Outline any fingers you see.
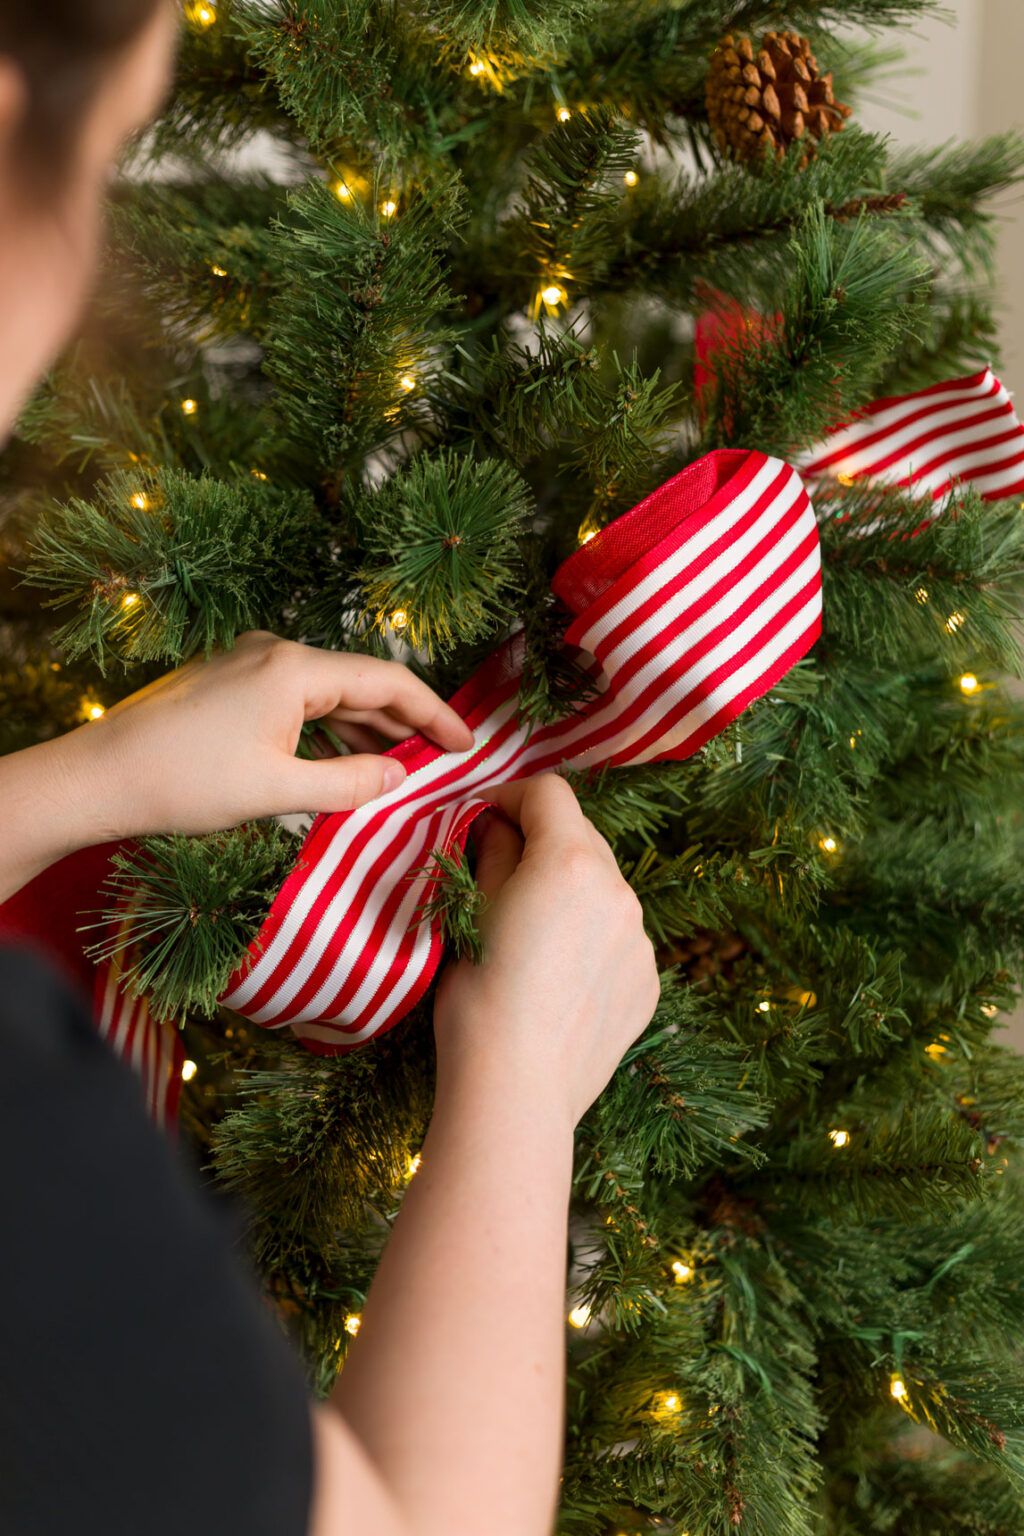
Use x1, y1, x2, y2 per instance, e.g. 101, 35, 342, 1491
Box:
485, 772, 585, 840
469, 808, 524, 904
317, 721, 389, 756
297, 646, 475, 754
278, 751, 406, 813
485, 773, 621, 870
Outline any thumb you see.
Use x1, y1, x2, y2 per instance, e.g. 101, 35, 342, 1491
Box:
283, 752, 407, 812
469, 806, 524, 903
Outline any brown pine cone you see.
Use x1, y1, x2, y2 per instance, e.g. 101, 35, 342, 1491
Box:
706, 30, 852, 168
655, 927, 750, 988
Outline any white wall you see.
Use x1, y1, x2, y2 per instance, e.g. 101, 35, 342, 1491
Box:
857, 1, 1024, 1048
855, 0, 1024, 369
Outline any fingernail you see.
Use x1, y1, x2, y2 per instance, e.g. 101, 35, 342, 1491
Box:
381, 760, 407, 794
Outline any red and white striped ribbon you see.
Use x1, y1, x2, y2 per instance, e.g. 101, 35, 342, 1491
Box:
799, 367, 1024, 503
6, 365, 1022, 1088
218, 447, 821, 1052
93, 914, 185, 1133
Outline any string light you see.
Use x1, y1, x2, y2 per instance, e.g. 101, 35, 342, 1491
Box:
130, 492, 149, 511
557, 106, 572, 122
84, 700, 105, 721
468, 57, 485, 75
837, 472, 856, 487
890, 1376, 907, 1401
829, 1129, 849, 1148
185, 0, 216, 26
925, 1041, 947, 1059
399, 373, 416, 392
959, 672, 979, 694
121, 593, 140, 610
671, 1260, 693, 1283
624, 169, 638, 186
251, 469, 268, 481
982, 1003, 999, 1018
662, 1393, 681, 1413
381, 199, 397, 217
541, 283, 566, 306
915, 587, 929, 604
211, 264, 227, 277
390, 608, 409, 630
568, 1302, 592, 1328
407, 1153, 422, 1177
181, 1059, 198, 1082
757, 999, 771, 1013
819, 835, 838, 854
345, 1314, 362, 1336
181, 398, 198, 416
945, 610, 966, 633
334, 180, 353, 201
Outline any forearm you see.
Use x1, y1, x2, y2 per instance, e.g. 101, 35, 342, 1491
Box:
0, 731, 102, 903
328, 1051, 576, 1536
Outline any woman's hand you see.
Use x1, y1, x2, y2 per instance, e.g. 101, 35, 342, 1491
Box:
0, 630, 476, 903
432, 773, 660, 1131
59, 629, 476, 845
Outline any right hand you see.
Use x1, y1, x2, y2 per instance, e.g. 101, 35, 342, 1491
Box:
431, 772, 661, 1129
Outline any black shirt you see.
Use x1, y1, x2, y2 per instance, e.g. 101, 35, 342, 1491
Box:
0, 942, 314, 1535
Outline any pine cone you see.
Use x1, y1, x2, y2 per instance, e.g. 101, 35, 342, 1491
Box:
655, 927, 749, 988
706, 30, 852, 168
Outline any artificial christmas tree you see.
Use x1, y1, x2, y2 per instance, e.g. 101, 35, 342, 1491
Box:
4, 1, 1024, 1531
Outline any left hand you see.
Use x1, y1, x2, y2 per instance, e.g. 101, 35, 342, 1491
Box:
57, 629, 476, 844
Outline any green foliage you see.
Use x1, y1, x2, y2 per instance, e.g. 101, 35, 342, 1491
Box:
352, 448, 533, 657
264, 171, 464, 465
409, 838, 489, 964
81, 822, 300, 1022
7, 0, 1024, 1529
22, 466, 323, 671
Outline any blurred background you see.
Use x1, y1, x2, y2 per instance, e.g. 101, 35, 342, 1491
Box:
854, 0, 1024, 1046
855, 0, 1024, 370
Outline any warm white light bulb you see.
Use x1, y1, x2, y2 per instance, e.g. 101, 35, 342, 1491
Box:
390, 608, 409, 630
469, 58, 485, 75
181, 398, 198, 416
345, 1314, 362, 1335
181, 1059, 198, 1082
890, 1376, 907, 1401
121, 593, 139, 609
542, 284, 564, 305
568, 1303, 592, 1328
381, 199, 397, 217
211, 264, 227, 277
819, 835, 838, 854
335, 181, 353, 200
829, 1129, 849, 1148
671, 1260, 692, 1283
959, 673, 979, 694
757, 999, 771, 1013
399, 374, 416, 391
557, 107, 571, 121
624, 169, 638, 186
87, 703, 105, 720
130, 492, 149, 511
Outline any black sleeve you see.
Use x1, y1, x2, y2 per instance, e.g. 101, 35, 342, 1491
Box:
0, 942, 314, 1536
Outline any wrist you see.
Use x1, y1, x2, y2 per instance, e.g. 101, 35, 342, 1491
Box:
40, 722, 127, 848
432, 1040, 578, 1147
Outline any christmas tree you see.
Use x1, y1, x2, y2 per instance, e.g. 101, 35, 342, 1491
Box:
5, 0, 1024, 1530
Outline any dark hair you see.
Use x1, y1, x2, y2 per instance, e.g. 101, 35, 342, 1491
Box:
0, 0, 163, 187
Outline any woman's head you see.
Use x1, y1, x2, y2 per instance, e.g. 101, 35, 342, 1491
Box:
0, 0, 179, 436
